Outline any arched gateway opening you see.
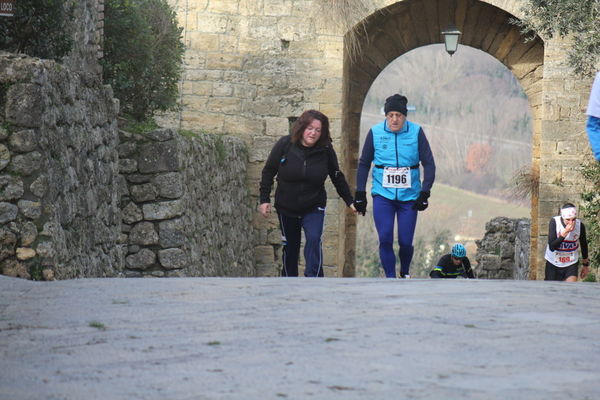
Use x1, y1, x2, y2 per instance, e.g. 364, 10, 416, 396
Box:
339, 0, 544, 277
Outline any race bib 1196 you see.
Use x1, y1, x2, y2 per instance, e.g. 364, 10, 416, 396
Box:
383, 167, 411, 188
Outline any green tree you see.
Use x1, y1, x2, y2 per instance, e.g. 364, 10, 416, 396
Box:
102, 0, 184, 121
515, 0, 600, 77
518, 1, 600, 273
580, 161, 600, 269
0, 0, 74, 60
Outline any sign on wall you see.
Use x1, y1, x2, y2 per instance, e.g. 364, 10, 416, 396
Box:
0, 0, 14, 17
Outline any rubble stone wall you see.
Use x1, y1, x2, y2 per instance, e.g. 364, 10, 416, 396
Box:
118, 128, 255, 277
0, 0, 265, 280
0, 52, 121, 280
475, 217, 531, 279
0, 53, 255, 280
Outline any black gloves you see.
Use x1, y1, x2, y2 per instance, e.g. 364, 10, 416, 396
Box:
354, 191, 367, 216
412, 190, 430, 211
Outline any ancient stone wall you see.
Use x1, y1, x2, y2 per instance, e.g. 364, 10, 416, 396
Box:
0, 52, 121, 280
63, 0, 105, 75
514, 218, 532, 280
0, 0, 259, 280
0, 0, 110, 279
474, 217, 531, 279
0, 53, 256, 280
118, 128, 255, 277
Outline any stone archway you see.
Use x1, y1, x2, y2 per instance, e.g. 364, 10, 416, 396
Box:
340, 0, 544, 277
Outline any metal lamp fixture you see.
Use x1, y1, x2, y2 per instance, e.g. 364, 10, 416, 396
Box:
441, 24, 462, 56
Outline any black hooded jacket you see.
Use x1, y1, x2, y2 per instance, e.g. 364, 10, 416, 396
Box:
259, 135, 354, 217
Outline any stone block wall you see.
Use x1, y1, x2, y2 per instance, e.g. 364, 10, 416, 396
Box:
536, 36, 594, 279
474, 217, 531, 279
118, 128, 255, 277
0, 52, 122, 280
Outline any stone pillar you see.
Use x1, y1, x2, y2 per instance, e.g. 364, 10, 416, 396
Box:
537, 36, 591, 279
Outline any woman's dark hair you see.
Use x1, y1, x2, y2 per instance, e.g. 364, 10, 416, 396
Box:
290, 110, 331, 147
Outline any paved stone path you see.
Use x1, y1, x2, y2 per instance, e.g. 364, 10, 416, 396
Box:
1, 276, 599, 399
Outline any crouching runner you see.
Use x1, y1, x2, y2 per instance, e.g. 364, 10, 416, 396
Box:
430, 243, 475, 279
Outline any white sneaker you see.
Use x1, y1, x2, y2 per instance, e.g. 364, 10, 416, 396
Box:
400, 274, 410, 279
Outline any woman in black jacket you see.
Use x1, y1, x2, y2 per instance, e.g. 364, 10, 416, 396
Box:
259, 110, 356, 277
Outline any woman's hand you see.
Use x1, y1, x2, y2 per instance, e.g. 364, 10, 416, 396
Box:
580, 258, 590, 279
349, 203, 357, 214
259, 203, 271, 218
561, 219, 576, 237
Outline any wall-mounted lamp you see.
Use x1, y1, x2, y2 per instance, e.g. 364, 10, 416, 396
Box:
441, 24, 462, 56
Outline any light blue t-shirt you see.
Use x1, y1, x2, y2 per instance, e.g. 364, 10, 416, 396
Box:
587, 71, 600, 118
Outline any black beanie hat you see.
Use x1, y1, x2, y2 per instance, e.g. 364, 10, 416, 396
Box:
384, 94, 408, 116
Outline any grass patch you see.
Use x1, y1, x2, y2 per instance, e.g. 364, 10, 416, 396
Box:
0, 82, 10, 115
89, 321, 107, 330
28, 263, 44, 281
214, 135, 227, 163
118, 114, 159, 134
328, 385, 355, 391
582, 271, 597, 283
1, 120, 12, 132
207, 341, 221, 346
179, 129, 199, 138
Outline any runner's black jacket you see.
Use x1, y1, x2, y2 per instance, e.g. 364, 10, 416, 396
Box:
430, 254, 475, 278
260, 135, 354, 217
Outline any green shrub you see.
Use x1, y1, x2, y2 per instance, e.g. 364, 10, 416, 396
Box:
580, 161, 600, 269
28, 262, 43, 281
119, 114, 159, 134
0, 0, 74, 60
515, 0, 600, 77
102, 0, 184, 121
582, 271, 597, 283
179, 129, 199, 138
